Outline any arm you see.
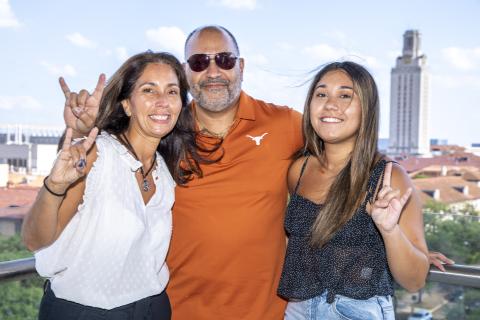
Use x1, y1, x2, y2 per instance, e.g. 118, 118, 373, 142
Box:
370, 162, 429, 292
22, 128, 99, 251
289, 109, 304, 155
60, 74, 105, 139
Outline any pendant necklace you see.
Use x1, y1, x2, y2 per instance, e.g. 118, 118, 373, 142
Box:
120, 134, 157, 192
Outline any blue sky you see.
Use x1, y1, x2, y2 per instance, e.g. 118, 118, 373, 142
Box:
1, 0, 479, 146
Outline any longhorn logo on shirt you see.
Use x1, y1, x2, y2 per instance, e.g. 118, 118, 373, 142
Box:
246, 133, 268, 145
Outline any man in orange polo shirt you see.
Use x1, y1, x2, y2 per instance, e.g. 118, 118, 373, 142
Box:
166, 26, 303, 319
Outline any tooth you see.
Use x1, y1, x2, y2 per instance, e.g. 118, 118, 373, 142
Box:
322, 117, 341, 123
150, 115, 169, 120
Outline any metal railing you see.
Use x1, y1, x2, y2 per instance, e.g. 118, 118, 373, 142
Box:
1, 256, 480, 288
427, 263, 480, 288
0, 257, 35, 282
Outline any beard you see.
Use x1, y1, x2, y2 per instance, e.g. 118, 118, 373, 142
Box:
189, 76, 242, 112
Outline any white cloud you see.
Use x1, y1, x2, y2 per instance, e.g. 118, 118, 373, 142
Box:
303, 44, 346, 61
146, 26, 186, 57
243, 67, 306, 112
434, 74, 480, 88
0, 96, 42, 110
303, 43, 383, 70
442, 46, 480, 71
66, 32, 96, 48
0, 0, 20, 28
322, 30, 349, 46
208, 0, 257, 10
115, 47, 129, 62
41, 61, 77, 77
245, 53, 268, 65
276, 42, 293, 51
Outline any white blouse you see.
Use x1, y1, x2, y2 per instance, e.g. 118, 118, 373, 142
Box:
35, 131, 175, 309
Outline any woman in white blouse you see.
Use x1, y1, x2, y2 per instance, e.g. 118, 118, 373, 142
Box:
21, 52, 202, 320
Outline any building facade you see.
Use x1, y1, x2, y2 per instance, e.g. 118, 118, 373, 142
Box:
389, 30, 430, 156
0, 124, 62, 177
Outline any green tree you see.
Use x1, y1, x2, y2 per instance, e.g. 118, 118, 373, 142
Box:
0, 235, 42, 320
424, 206, 480, 318
424, 212, 480, 264
465, 288, 480, 319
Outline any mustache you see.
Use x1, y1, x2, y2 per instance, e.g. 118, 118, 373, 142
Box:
199, 78, 229, 87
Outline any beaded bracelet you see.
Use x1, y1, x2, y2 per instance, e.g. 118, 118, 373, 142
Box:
43, 176, 67, 197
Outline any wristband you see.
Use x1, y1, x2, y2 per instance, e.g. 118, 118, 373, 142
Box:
43, 176, 67, 197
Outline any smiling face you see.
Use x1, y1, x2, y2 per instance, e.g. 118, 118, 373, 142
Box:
184, 28, 244, 112
309, 70, 362, 146
122, 63, 182, 141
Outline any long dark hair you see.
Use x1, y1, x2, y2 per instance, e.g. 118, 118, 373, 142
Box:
95, 51, 211, 184
302, 61, 380, 247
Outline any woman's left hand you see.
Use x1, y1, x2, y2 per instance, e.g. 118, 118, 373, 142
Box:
370, 162, 412, 233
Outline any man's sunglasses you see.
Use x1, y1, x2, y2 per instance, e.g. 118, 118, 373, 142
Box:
187, 52, 238, 72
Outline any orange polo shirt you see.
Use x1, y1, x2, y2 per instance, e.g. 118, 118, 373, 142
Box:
166, 91, 303, 320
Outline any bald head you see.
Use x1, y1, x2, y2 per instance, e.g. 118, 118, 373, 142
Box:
184, 25, 240, 59
183, 25, 244, 113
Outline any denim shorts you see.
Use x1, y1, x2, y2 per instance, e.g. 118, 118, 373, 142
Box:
285, 291, 395, 320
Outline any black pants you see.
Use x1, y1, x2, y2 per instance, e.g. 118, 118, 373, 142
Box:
38, 281, 171, 320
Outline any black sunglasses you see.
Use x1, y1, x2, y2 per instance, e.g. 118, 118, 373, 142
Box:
187, 52, 238, 72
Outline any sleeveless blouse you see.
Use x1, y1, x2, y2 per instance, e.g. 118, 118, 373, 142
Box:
35, 132, 175, 309
277, 158, 394, 303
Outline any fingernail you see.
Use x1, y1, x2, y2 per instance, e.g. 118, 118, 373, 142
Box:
77, 159, 86, 169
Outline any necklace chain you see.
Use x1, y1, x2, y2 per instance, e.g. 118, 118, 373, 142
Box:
195, 114, 235, 138
120, 133, 157, 192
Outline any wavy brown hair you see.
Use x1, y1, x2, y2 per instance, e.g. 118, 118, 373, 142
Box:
302, 61, 380, 247
95, 51, 218, 184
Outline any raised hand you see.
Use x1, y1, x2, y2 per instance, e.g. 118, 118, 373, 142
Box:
46, 127, 99, 194
371, 162, 412, 233
60, 74, 105, 136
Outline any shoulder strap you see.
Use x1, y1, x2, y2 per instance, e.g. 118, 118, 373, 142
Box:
293, 156, 310, 195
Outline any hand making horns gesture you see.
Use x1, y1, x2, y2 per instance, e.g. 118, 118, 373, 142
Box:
47, 127, 99, 193
370, 162, 413, 233
60, 74, 105, 135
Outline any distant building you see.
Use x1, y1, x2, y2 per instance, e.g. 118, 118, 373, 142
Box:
431, 144, 466, 156
0, 124, 62, 175
414, 175, 480, 211
397, 150, 480, 174
388, 30, 430, 156
0, 186, 39, 237
430, 138, 448, 146
468, 143, 480, 156
404, 151, 480, 211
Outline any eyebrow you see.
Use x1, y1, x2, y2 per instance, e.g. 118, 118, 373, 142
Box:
138, 81, 180, 88
315, 84, 354, 90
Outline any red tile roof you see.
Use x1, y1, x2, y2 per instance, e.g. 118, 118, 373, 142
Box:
398, 153, 480, 173
413, 176, 480, 205
0, 186, 39, 218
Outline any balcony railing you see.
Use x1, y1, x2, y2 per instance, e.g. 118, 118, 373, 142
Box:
0, 257, 35, 282
1, 256, 480, 288
427, 263, 480, 288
